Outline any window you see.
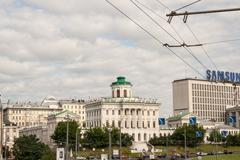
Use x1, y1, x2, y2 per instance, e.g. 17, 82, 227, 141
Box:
124, 89, 127, 97
112, 110, 114, 115
106, 110, 109, 115
106, 120, 109, 127
118, 121, 121, 128
153, 111, 155, 116
112, 121, 115, 127
147, 121, 150, 128
147, 111, 150, 116
117, 89, 120, 97
153, 121, 156, 128
144, 133, 147, 141
138, 133, 141, 141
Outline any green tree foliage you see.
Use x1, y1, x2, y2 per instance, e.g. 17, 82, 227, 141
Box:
149, 125, 205, 147
82, 127, 133, 148
170, 125, 205, 147
208, 129, 223, 142
149, 136, 169, 146
51, 120, 79, 148
226, 134, 240, 146
13, 135, 53, 160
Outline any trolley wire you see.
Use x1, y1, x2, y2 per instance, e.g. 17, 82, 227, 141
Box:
174, 0, 202, 12
104, 0, 205, 78
154, 0, 218, 70
130, 0, 209, 70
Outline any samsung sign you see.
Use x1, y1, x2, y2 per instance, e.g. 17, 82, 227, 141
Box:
206, 70, 240, 83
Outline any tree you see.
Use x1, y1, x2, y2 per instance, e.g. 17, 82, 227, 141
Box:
226, 134, 240, 146
51, 120, 79, 148
13, 135, 53, 160
208, 129, 223, 143
81, 127, 133, 148
170, 125, 205, 147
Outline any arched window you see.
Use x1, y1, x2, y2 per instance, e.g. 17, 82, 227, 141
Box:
117, 89, 120, 97
124, 89, 127, 97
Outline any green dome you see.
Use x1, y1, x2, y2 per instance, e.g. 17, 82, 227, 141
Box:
111, 77, 132, 86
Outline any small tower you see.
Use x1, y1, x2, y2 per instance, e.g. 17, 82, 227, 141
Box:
111, 77, 133, 98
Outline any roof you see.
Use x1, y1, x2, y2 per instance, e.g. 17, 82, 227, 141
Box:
111, 77, 132, 86
168, 112, 196, 121
172, 78, 240, 85
49, 110, 80, 118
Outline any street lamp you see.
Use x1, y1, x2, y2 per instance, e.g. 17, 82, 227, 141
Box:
0, 94, 3, 160
65, 114, 70, 160
108, 128, 112, 160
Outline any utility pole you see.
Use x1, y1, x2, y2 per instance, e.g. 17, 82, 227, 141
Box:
108, 128, 112, 160
0, 95, 3, 160
166, 7, 240, 23
66, 114, 69, 160
184, 126, 187, 160
75, 128, 78, 159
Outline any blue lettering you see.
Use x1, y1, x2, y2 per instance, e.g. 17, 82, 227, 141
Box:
236, 73, 240, 82
217, 71, 224, 81
206, 70, 211, 80
212, 71, 217, 80
225, 72, 230, 81
230, 72, 235, 82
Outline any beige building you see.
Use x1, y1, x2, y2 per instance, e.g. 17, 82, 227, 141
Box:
173, 78, 240, 122
86, 77, 161, 143
20, 110, 80, 148
59, 99, 86, 127
3, 96, 86, 128
3, 99, 62, 127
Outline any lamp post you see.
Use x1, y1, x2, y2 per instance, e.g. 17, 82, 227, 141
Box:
66, 114, 69, 160
108, 128, 112, 160
75, 128, 80, 159
0, 95, 3, 160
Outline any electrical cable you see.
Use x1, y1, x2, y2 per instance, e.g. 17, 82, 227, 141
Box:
130, 0, 209, 70
202, 38, 240, 45
104, 0, 205, 78
174, 0, 202, 12
154, 0, 218, 70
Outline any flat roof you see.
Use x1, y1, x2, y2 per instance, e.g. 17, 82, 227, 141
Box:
173, 78, 239, 85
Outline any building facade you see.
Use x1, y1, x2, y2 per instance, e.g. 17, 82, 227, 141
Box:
59, 99, 86, 127
3, 97, 62, 127
86, 77, 161, 142
20, 110, 80, 148
173, 78, 240, 122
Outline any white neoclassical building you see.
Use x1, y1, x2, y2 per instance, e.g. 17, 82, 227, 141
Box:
85, 77, 161, 142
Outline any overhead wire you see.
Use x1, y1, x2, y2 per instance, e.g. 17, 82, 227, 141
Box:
154, 0, 218, 70
104, 0, 205, 78
174, 0, 202, 12
202, 38, 240, 45
130, 0, 209, 70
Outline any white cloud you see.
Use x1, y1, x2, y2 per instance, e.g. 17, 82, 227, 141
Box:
0, 0, 240, 116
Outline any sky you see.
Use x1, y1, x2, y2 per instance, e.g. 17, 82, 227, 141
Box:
0, 0, 240, 117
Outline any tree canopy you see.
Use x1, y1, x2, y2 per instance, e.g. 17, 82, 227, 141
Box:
13, 135, 54, 160
82, 127, 133, 148
51, 120, 79, 148
149, 125, 205, 147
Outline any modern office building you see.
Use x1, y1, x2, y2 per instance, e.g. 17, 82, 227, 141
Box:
173, 78, 240, 122
85, 76, 161, 143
